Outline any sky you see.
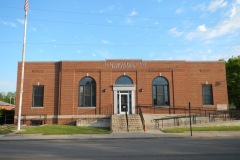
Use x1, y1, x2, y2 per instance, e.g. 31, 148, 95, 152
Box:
0, 0, 240, 93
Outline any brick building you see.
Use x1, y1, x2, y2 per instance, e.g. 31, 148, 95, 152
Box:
15, 59, 228, 125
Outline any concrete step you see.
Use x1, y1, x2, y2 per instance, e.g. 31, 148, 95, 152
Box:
111, 114, 144, 132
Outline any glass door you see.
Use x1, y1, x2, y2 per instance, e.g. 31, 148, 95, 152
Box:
119, 93, 129, 114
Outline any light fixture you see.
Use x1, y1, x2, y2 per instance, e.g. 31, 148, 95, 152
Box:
206, 81, 208, 84
103, 89, 107, 92
140, 88, 144, 92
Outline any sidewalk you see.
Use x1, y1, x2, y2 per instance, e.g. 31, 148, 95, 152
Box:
0, 130, 180, 141
1, 129, 240, 140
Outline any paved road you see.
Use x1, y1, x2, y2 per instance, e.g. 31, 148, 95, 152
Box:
0, 137, 240, 160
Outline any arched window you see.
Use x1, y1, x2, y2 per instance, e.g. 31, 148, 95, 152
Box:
79, 77, 96, 107
116, 75, 133, 84
152, 76, 169, 106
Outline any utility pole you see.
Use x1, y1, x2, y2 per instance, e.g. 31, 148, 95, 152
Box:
17, 0, 28, 131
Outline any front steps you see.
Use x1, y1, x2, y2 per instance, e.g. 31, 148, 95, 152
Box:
111, 114, 144, 132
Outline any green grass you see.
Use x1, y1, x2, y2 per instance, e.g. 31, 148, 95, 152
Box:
0, 126, 15, 134
19, 125, 110, 135
162, 126, 240, 133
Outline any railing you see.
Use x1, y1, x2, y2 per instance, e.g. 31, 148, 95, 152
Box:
138, 107, 146, 131
136, 105, 229, 117
125, 111, 129, 132
153, 114, 198, 129
229, 110, 240, 120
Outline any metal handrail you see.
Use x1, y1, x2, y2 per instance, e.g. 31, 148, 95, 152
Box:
137, 105, 228, 117
125, 111, 129, 132
138, 107, 146, 131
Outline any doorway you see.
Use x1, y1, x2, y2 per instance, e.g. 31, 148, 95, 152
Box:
118, 91, 131, 114
113, 85, 136, 115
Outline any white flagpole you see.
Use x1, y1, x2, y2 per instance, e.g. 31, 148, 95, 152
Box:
17, 0, 28, 131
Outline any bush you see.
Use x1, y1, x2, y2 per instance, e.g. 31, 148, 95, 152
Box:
229, 109, 240, 120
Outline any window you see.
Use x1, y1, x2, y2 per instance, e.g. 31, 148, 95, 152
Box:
116, 76, 133, 84
79, 77, 96, 107
202, 84, 213, 105
152, 77, 169, 106
32, 86, 44, 107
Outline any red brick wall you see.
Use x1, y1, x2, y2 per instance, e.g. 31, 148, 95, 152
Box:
15, 60, 228, 125
15, 62, 59, 124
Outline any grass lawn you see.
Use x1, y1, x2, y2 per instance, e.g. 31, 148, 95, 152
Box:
0, 126, 15, 134
162, 126, 240, 133
19, 125, 110, 135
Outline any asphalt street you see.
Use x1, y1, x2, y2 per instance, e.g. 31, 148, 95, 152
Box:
0, 137, 240, 160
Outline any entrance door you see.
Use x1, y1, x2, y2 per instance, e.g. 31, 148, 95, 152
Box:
113, 85, 135, 115
119, 93, 130, 114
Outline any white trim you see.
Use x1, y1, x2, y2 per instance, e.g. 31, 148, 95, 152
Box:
113, 84, 136, 91
78, 107, 96, 109
113, 85, 136, 114
31, 107, 44, 109
153, 106, 170, 108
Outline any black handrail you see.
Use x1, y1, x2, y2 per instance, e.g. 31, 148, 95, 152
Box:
138, 107, 146, 131
137, 105, 229, 117
125, 111, 129, 132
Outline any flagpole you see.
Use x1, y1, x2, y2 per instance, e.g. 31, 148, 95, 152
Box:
17, 0, 28, 131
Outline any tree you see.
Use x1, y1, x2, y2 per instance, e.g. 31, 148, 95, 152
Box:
0, 91, 16, 104
225, 56, 240, 109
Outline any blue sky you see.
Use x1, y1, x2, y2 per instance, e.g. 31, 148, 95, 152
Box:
0, 0, 240, 92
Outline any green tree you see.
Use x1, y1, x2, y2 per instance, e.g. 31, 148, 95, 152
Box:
0, 92, 4, 101
226, 56, 240, 109
0, 91, 16, 104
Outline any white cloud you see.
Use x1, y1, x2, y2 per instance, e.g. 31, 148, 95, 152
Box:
92, 53, 96, 57
175, 8, 183, 14
100, 5, 115, 13
230, 6, 236, 18
17, 19, 24, 24
94, 50, 112, 59
106, 19, 113, 24
0, 20, 17, 28
207, 0, 228, 12
76, 50, 82, 54
125, 17, 133, 24
129, 9, 138, 17
195, 0, 228, 12
197, 25, 207, 32
207, 49, 212, 54
186, 1, 240, 40
148, 51, 156, 58
101, 39, 112, 45
30, 27, 37, 32
169, 28, 183, 37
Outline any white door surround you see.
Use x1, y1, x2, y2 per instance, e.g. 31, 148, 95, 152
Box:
113, 85, 136, 114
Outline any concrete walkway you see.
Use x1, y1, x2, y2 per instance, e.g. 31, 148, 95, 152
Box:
1, 129, 240, 141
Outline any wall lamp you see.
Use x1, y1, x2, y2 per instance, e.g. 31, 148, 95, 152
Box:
140, 88, 144, 92
103, 89, 107, 92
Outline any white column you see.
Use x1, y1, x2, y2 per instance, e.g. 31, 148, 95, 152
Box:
131, 90, 135, 114
113, 90, 118, 114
